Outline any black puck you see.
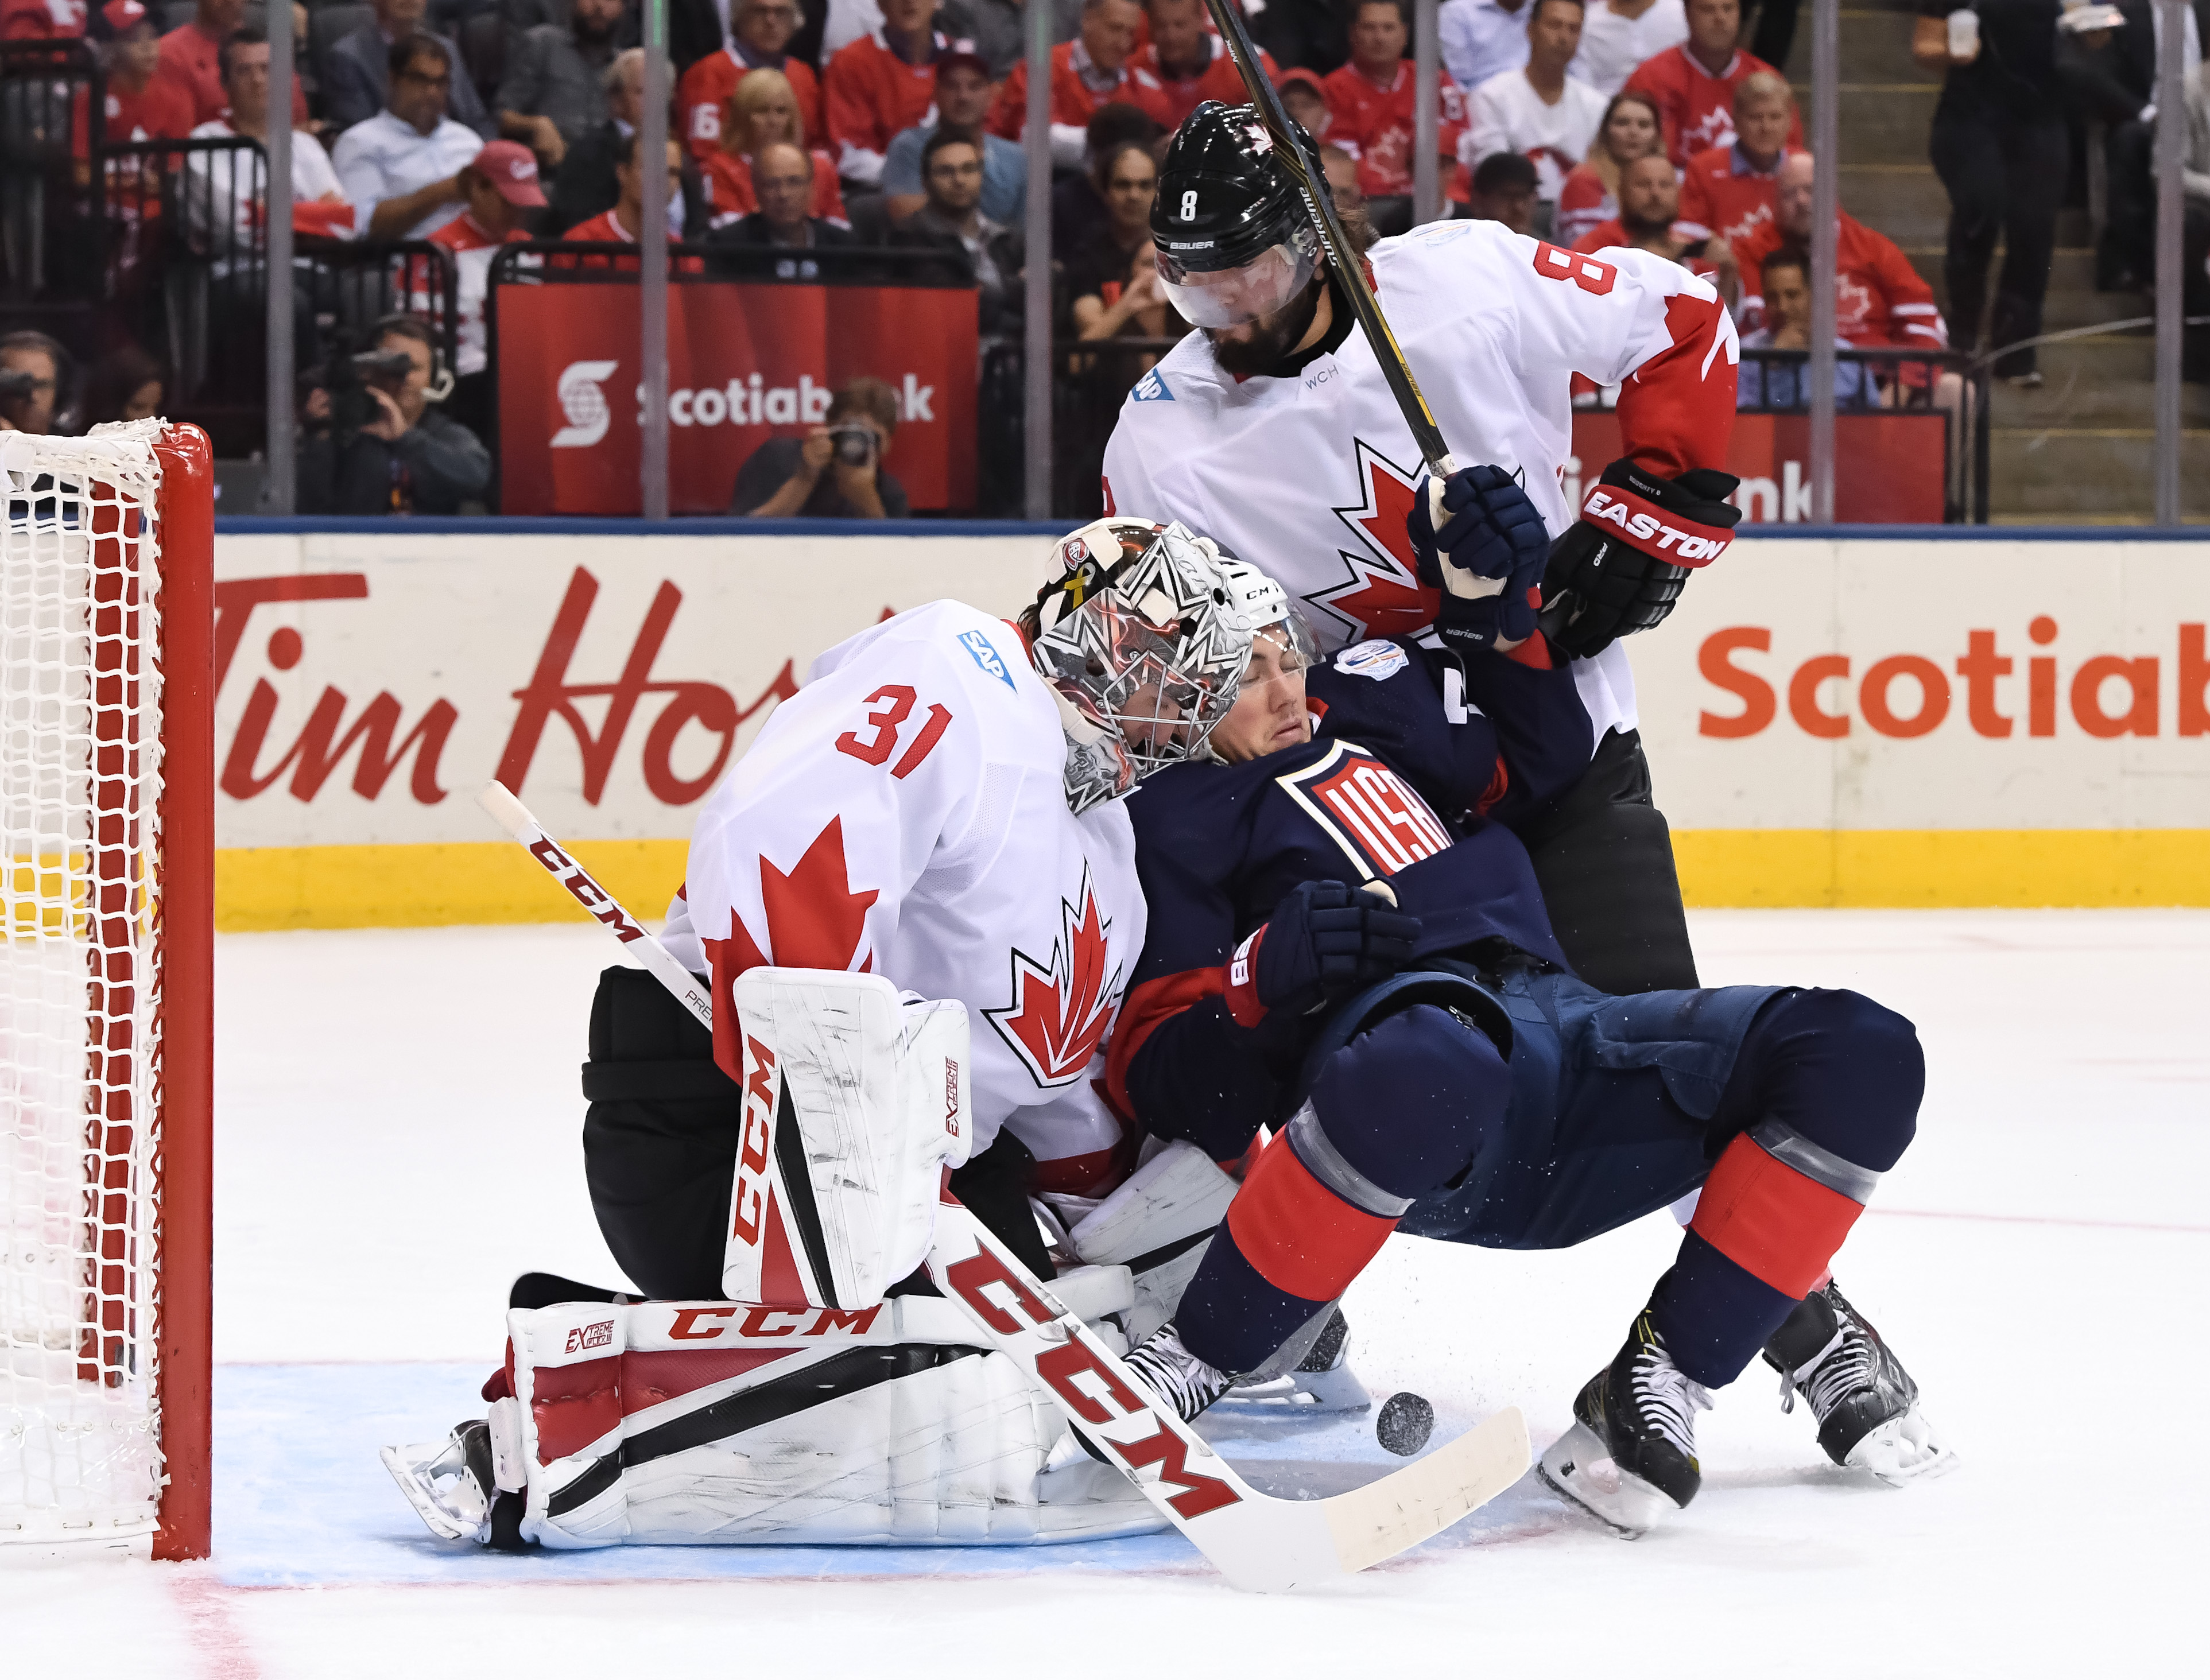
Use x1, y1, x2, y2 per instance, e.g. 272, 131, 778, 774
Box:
1376, 1390, 1435, 1456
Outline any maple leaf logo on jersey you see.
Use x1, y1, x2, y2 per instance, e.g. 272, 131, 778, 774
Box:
1308, 439, 1443, 644
983, 870, 1125, 1088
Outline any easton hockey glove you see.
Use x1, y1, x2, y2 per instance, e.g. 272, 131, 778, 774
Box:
1406, 464, 1550, 651
1540, 459, 1742, 660
1224, 879, 1423, 1029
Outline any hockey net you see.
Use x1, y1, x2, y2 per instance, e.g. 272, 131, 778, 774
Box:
0, 420, 212, 1556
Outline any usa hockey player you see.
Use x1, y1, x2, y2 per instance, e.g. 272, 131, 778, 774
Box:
1103, 101, 1744, 996
1107, 561, 1953, 1535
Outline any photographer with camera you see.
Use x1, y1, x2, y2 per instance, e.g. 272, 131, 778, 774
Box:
0, 332, 71, 435
297, 315, 490, 515
728, 374, 908, 519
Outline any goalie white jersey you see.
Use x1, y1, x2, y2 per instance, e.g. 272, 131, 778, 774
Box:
1100, 219, 1742, 743
665, 600, 1143, 1191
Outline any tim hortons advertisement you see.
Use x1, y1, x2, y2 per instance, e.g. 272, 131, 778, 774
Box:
210, 530, 1041, 927
208, 533, 2208, 928
495, 283, 979, 516
1571, 413, 1949, 524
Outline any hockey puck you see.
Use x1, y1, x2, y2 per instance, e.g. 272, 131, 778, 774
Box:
1376, 1391, 1435, 1456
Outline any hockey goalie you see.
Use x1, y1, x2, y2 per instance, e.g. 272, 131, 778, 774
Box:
387, 521, 1305, 1550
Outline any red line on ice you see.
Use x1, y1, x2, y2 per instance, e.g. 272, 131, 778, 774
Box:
168, 1569, 264, 1680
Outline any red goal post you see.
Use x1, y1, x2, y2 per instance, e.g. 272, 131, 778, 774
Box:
0, 421, 212, 1558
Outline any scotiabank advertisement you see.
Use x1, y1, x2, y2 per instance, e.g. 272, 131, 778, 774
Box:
1571, 414, 1949, 524
496, 284, 980, 515
208, 532, 2209, 928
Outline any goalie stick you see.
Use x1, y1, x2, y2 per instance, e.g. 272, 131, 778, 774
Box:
476, 781, 1532, 1592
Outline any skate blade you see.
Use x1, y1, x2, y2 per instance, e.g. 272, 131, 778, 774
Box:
1844, 1406, 1959, 1488
1216, 1362, 1373, 1414
1536, 1421, 1680, 1539
380, 1441, 487, 1542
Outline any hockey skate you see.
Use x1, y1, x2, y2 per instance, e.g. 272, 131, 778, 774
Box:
1217, 1309, 1373, 1414
1122, 1320, 1237, 1425
1763, 1282, 1956, 1486
381, 1419, 524, 1546
1538, 1310, 1712, 1538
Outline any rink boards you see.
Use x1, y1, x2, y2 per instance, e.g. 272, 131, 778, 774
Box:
204, 523, 2210, 929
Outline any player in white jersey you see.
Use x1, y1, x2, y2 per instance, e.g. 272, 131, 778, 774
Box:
1104, 101, 1746, 996
385, 521, 1291, 1551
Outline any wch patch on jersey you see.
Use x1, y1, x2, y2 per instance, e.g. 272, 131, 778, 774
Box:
1275, 740, 1452, 879
1130, 369, 1174, 403
1332, 639, 1409, 681
983, 868, 1126, 1087
957, 628, 1015, 690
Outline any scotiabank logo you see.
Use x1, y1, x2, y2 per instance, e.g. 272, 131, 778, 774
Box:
550, 360, 619, 448
547, 366, 940, 442
1699, 620, 2210, 739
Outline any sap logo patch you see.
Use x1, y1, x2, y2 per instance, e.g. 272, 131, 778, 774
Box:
565, 1318, 615, 1355
1131, 369, 1174, 402
958, 628, 1015, 690
1333, 639, 1409, 681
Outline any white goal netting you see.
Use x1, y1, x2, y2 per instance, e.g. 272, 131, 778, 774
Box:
0, 421, 171, 1545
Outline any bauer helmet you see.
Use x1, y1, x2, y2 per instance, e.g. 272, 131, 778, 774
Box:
1029, 519, 1257, 812
1152, 101, 1322, 328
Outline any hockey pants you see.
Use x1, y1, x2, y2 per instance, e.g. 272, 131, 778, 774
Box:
1175, 966, 1925, 1388
1516, 727, 1700, 995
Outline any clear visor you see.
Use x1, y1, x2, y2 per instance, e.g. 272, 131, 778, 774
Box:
1156, 238, 1317, 329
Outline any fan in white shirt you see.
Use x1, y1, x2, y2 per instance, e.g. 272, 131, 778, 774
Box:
1464, 0, 1608, 204
1568, 0, 1688, 96
185, 32, 352, 256
331, 33, 485, 239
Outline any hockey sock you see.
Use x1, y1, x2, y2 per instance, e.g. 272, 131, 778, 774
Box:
1178, 1005, 1509, 1374
1651, 988, 1926, 1388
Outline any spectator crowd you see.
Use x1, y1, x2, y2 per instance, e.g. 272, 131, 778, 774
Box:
0, 0, 2193, 514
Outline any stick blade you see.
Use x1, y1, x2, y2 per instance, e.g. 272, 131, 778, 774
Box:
1321, 1406, 1530, 1573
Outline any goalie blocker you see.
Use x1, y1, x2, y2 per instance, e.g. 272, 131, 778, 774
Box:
388, 968, 1277, 1549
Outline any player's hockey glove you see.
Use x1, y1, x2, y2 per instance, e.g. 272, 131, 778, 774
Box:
1406, 464, 1550, 652
1224, 879, 1422, 1031
1540, 459, 1742, 660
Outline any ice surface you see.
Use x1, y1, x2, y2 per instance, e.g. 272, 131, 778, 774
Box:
4, 911, 2201, 1676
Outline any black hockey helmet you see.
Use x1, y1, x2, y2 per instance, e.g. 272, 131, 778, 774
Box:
1152, 103, 1323, 327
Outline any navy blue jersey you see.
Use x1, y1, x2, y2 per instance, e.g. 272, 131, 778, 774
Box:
1106, 637, 1594, 1157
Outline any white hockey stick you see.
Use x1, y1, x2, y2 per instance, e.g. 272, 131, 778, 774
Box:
476, 781, 1532, 1592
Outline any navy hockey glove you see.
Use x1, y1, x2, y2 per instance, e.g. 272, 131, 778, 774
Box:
1224, 879, 1423, 1030
1406, 465, 1550, 652
1540, 459, 1742, 661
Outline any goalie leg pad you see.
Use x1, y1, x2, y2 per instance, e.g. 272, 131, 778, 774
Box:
390, 1282, 1162, 1549
1067, 1139, 1240, 1345
728, 968, 974, 1309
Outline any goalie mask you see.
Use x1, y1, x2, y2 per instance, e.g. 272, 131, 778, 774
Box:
1029, 518, 1256, 813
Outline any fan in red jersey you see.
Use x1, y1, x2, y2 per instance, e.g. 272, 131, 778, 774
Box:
1131, 0, 1280, 129
1674, 69, 1798, 249
988, 0, 1172, 165
827, 0, 976, 187
677, 0, 822, 162
1321, 0, 1466, 235
1620, 0, 1800, 165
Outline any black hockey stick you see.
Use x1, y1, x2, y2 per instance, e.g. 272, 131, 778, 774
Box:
1195, 0, 1457, 482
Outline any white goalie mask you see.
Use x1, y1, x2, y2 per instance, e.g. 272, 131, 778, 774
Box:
1029, 518, 1258, 813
